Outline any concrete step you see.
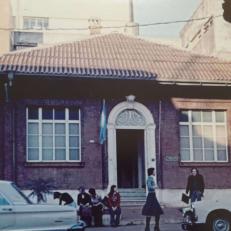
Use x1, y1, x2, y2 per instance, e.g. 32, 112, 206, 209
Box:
121, 201, 145, 207
119, 188, 146, 206
119, 188, 146, 197
119, 188, 146, 193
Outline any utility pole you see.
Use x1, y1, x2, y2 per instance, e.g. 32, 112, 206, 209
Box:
125, 0, 139, 36
129, 0, 134, 23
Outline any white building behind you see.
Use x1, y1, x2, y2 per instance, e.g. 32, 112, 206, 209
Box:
10, 0, 139, 50
180, 0, 231, 60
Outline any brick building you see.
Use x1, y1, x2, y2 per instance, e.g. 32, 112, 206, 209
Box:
1, 33, 231, 204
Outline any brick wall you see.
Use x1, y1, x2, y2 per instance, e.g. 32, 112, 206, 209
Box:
9, 99, 104, 189
0, 104, 3, 179
2, 104, 15, 181
161, 98, 231, 189
2, 91, 231, 190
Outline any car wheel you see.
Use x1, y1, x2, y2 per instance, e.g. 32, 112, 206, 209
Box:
207, 214, 231, 231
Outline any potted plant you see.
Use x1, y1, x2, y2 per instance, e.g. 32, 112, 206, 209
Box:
26, 178, 56, 203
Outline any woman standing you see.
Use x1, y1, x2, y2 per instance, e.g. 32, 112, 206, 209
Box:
142, 168, 163, 231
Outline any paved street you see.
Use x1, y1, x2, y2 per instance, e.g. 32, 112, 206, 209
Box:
85, 223, 182, 231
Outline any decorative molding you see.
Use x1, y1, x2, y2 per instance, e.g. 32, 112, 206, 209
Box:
126, 95, 136, 102
107, 99, 156, 188
115, 109, 146, 126
24, 162, 85, 168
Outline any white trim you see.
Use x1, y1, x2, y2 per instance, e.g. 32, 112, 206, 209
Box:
107, 100, 156, 188
26, 107, 81, 162
180, 110, 228, 162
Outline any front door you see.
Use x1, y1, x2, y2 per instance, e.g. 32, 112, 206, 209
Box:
116, 129, 145, 188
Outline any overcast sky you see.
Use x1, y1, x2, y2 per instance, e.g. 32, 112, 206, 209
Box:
12, 0, 201, 39
134, 0, 201, 38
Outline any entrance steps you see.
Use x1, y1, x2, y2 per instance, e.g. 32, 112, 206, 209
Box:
103, 188, 182, 226
102, 188, 146, 225
119, 188, 146, 206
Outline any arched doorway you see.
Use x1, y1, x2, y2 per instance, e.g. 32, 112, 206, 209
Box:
107, 96, 156, 189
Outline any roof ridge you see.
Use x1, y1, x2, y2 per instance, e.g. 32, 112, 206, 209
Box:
0, 33, 125, 57
0, 32, 227, 64
1, 32, 231, 83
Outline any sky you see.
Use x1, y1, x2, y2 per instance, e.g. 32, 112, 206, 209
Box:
12, 0, 201, 39
134, 0, 201, 38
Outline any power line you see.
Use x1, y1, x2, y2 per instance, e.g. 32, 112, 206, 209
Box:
0, 15, 222, 31
138, 15, 221, 27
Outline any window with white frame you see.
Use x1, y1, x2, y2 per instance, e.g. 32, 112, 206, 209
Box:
23, 17, 49, 30
179, 110, 228, 162
27, 107, 81, 162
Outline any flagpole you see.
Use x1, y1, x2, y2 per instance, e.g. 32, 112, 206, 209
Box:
101, 140, 106, 189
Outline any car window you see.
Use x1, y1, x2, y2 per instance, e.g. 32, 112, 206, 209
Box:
0, 183, 32, 205
11, 183, 32, 204
0, 193, 10, 206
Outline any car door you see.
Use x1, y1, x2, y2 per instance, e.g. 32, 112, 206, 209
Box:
14, 204, 77, 230
0, 192, 16, 230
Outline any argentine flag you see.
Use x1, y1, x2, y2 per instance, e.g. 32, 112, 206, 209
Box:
99, 99, 107, 144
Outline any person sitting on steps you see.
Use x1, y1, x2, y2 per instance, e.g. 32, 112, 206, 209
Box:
107, 185, 121, 227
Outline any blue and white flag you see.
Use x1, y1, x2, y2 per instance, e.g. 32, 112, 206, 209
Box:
99, 99, 107, 144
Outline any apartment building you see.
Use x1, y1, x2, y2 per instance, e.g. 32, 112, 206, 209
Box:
0, 0, 12, 55
0, 0, 139, 54
180, 0, 231, 60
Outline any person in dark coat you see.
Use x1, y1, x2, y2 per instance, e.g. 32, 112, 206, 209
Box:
53, 191, 76, 207
142, 168, 163, 231
88, 188, 103, 227
77, 186, 92, 226
186, 167, 205, 202
107, 185, 121, 227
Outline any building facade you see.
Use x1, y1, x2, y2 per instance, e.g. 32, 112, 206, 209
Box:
180, 0, 231, 60
1, 33, 231, 204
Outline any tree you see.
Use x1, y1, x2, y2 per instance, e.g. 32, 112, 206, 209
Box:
223, 0, 231, 23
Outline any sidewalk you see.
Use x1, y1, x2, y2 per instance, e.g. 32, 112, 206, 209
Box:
103, 205, 183, 226
122, 206, 182, 225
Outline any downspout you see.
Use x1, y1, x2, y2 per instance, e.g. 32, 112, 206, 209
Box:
4, 82, 9, 102
12, 103, 16, 183
4, 72, 16, 182
158, 99, 163, 188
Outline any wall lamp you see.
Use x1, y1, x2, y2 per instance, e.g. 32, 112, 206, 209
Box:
8, 72, 14, 87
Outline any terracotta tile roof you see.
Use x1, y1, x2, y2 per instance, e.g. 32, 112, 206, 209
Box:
1, 33, 231, 83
